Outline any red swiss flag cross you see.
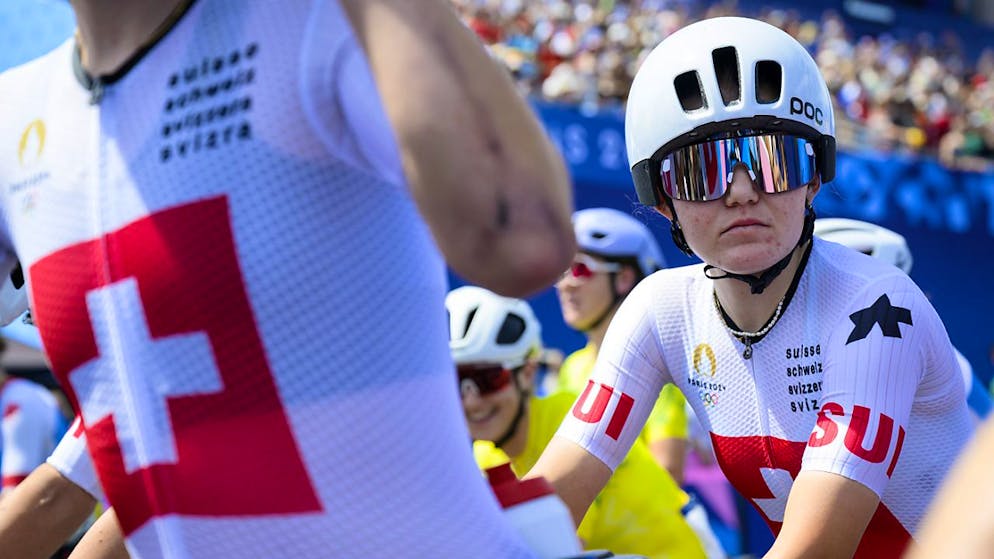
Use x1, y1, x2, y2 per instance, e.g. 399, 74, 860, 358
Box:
711, 432, 911, 558
29, 196, 322, 535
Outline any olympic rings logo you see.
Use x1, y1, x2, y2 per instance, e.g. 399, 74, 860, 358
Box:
699, 390, 720, 407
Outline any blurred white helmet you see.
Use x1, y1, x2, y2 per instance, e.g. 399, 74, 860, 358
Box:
0, 260, 28, 326
814, 218, 913, 274
573, 208, 665, 277
626, 16, 836, 206
446, 286, 541, 368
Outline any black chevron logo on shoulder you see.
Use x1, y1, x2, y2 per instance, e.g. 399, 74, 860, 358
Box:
846, 294, 913, 345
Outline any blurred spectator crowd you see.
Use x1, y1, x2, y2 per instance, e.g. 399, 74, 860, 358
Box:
451, 0, 994, 171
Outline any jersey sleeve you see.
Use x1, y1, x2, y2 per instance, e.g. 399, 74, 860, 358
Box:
801, 276, 952, 496
554, 279, 673, 470
46, 415, 104, 501
1, 385, 54, 487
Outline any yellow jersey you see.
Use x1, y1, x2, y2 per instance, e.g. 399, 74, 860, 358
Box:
558, 344, 688, 443
474, 392, 706, 559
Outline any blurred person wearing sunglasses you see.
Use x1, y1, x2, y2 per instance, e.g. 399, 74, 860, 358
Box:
0, 0, 575, 557
556, 208, 729, 559
447, 285, 707, 559
530, 17, 973, 559
555, 208, 692, 484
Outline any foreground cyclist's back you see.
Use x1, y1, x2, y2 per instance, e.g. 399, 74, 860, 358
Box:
0, 0, 571, 556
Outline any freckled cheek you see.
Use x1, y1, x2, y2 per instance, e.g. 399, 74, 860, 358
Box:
771, 224, 789, 251
769, 207, 802, 254
679, 211, 717, 249
767, 239, 787, 260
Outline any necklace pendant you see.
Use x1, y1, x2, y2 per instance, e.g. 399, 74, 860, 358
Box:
743, 345, 752, 359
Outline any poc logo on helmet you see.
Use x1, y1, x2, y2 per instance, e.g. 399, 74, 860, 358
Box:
789, 97, 824, 126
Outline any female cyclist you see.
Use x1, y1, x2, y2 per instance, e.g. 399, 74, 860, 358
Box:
529, 17, 974, 559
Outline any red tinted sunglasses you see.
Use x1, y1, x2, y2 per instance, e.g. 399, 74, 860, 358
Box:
457, 364, 514, 397
558, 254, 621, 282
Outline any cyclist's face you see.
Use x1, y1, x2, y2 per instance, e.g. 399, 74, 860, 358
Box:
556, 253, 616, 331
663, 166, 817, 275
460, 366, 529, 443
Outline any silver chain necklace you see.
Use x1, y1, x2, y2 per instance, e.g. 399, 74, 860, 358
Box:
713, 292, 786, 359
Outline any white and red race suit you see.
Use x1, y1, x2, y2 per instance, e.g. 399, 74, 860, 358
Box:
0, 1, 532, 557
556, 238, 974, 558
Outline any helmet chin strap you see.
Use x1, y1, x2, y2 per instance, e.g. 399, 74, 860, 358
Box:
493, 373, 530, 449
704, 249, 795, 294
670, 203, 816, 295
578, 275, 624, 334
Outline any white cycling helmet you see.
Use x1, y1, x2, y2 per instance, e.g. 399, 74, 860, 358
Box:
626, 16, 836, 206
446, 286, 541, 368
813, 218, 913, 274
573, 208, 666, 277
0, 260, 28, 326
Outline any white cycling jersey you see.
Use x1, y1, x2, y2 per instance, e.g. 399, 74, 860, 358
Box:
557, 238, 973, 558
1, 376, 58, 489
0, 1, 531, 557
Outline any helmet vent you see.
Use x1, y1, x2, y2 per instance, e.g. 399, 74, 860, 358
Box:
755, 60, 782, 104
712, 47, 741, 106
591, 231, 607, 239
496, 313, 526, 345
462, 307, 478, 338
674, 70, 706, 112
10, 262, 23, 289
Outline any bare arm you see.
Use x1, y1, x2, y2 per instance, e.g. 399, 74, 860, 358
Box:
339, 0, 574, 297
526, 437, 613, 527
764, 471, 879, 559
0, 463, 97, 559
906, 416, 994, 559
69, 507, 129, 559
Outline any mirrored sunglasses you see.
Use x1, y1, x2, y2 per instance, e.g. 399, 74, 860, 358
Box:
457, 364, 514, 397
558, 254, 621, 282
660, 133, 818, 202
